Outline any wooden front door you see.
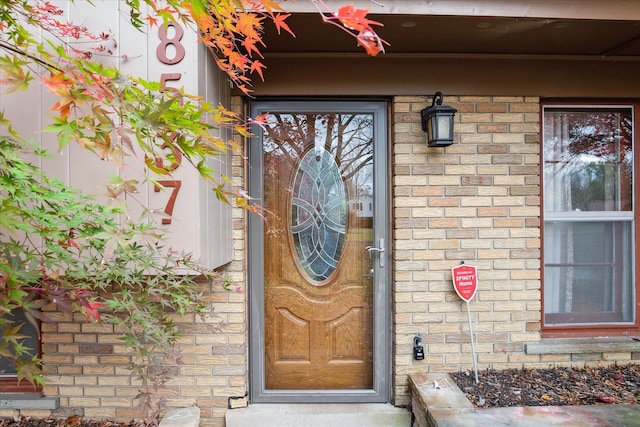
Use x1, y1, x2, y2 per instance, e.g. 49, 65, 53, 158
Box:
249, 100, 389, 402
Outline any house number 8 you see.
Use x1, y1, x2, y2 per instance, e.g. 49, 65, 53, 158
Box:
156, 22, 185, 65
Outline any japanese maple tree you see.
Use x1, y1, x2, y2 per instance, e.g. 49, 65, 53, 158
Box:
0, 0, 385, 395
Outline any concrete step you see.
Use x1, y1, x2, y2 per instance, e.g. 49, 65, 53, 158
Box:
226, 403, 410, 427
158, 407, 200, 427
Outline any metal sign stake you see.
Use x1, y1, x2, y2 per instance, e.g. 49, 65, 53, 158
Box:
466, 299, 479, 384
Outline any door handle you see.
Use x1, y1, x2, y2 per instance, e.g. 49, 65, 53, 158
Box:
365, 238, 385, 268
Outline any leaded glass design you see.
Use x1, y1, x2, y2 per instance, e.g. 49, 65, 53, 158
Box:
291, 148, 347, 281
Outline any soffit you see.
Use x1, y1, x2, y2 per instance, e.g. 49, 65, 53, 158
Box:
280, 1, 640, 21
261, 13, 640, 59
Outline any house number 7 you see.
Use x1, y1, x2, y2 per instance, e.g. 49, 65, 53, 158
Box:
154, 180, 182, 225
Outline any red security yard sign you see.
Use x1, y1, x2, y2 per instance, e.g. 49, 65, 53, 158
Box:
452, 263, 479, 384
451, 264, 478, 302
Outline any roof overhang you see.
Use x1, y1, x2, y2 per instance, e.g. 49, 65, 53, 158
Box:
262, 6, 640, 59
280, 0, 640, 21
243, 1, 640, 96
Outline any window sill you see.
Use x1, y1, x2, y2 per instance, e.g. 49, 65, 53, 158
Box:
525, 337, 640, 355
0, 393, 59, 410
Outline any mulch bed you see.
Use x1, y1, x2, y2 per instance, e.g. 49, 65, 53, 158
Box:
0, 417, 141, 426
451, 363, 640, 408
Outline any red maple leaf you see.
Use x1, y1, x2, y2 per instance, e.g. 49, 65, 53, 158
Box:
42, 72, 71, 94
236, 12, 264, 41
272, 13, 294, 36
83, 300, 103, 321
249, 60, 266, 81
357, 29, 385, 56
242, 37, 265, 58
145, 14, 159, 28
336, 5, 378, 32
597, 395, 615, 404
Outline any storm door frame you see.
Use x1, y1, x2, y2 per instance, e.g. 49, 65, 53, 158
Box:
247, 99, 391, 403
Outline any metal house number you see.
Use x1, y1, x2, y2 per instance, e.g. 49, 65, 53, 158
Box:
153, 22, 185, 224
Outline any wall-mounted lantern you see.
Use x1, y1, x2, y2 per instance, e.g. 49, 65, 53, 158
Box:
420, 92, 457, 147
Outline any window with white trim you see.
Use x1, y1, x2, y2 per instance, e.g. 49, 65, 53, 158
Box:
543, 104, 637, 335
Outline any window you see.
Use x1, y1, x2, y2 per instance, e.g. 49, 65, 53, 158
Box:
542, 103, 638, 336
0, 308, 41, 392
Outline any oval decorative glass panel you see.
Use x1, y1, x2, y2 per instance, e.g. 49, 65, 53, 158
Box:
291, 148, 347, 281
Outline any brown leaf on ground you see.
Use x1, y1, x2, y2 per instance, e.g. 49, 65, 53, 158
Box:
450, 364, 640, 408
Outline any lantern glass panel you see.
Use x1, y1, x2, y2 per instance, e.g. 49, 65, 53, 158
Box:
426, 117, 434, 143
436, 114, 451, 140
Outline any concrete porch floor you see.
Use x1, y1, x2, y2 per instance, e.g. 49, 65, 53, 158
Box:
220, 372, 640, 427
225, 403, 411, 427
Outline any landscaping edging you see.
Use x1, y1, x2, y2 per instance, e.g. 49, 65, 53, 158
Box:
409, 373, 640, 427
410, 373, 473, 427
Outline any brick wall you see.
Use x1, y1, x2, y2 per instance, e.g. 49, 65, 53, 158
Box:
16, 271, 246, 427
6, 95, 639, 425
391, 94, 640, 408
392, 95, 542, 407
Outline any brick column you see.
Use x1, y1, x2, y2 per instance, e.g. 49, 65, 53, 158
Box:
392, 95, 542, 406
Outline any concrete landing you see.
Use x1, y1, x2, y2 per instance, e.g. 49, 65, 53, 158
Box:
225, 403, 410, 427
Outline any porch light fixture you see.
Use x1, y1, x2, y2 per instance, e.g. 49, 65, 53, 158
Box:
421, 92, 457, 147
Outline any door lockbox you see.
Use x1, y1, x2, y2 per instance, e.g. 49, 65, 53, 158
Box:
413, 334, 425, 360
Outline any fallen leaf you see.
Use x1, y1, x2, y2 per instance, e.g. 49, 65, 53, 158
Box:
597, 395, 615, 404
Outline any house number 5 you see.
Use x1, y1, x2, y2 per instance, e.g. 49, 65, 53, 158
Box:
154, 22, 186, 224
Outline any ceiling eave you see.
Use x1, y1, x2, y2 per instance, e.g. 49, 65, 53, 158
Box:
281, 0, 640, 21
262, 52, 640, 61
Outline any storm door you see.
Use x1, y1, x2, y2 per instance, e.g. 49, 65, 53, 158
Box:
248, 100, 390, 403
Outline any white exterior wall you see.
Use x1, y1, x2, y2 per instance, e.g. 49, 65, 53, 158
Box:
0, 0, 232, 269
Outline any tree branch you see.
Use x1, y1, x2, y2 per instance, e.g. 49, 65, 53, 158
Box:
0, 39, 63, 72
